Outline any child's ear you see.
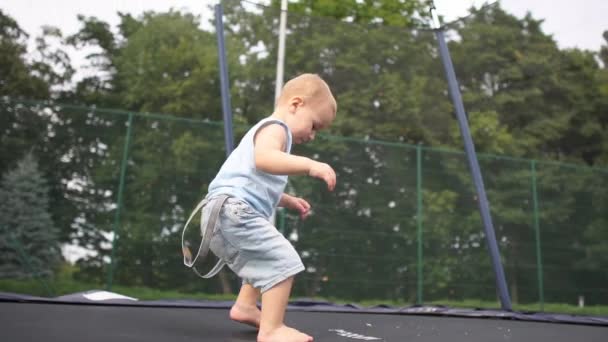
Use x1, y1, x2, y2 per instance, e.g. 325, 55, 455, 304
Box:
289, 96, 304, 112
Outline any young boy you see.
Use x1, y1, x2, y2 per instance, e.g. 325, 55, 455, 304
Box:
205, 73, 337, 342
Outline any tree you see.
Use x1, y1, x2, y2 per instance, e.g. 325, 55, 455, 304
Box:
448, 4, 608, 303
596, 31, 608, 166
223, 0, 446, 141
60, 10, 234, 293
0, 153, 62, 278
286, 0, 431, 28
450, 4, 606, 164
66, 10, 223, 118
0, 10, 76, 252
0, 10, 65, 176
0, 11, 48, 98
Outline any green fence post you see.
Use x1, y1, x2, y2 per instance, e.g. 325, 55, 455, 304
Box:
531, 160, 544, 311
106, 113, 134, 291
416, 144, 424, 304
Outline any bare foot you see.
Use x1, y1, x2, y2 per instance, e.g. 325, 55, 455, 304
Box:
258, 325, 313, 342
230, 303, 261, 328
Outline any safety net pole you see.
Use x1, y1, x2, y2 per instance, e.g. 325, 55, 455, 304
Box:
270, 0, 288, 227
274, 0, 288, 102
215, 2, 238, 291
215, 2, 235, 156
430, 3, 512, 311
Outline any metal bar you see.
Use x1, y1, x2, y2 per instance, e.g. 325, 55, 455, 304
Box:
274, 0, 288, 103
215, 2, 238, 292
270, 0, 288, 227
531, 160, 544, 311
106, 112, 134, 290
416, 144, 424, 304
430, 3, 512, 311
215, 3, 235, 156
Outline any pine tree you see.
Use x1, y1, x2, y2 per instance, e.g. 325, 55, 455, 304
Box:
0, 153, 61, 278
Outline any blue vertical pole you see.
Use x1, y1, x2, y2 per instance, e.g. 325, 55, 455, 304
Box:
215, 2, 237, 292
430, 4, 512, 311
215, 3, 235, 156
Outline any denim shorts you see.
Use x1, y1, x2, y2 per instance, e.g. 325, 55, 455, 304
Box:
205, 196, 304, 293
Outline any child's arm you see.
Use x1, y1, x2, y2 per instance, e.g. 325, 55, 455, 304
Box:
254, 124, 336, 191
279, 193, 311, 219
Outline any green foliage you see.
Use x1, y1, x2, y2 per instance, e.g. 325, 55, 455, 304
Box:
0, 10, 52, 98
450, 4, 606, 164
449, 110, 516, 154
113, 11, 221, 116
223, 0, 451, 145
595, 32, 608, 166
285, 0, 431, 28
0, 10, 65, 181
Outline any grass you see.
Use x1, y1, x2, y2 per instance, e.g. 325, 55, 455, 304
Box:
314, 297, 608, 317
2, 267, 607, 317
0, 264, 238, 302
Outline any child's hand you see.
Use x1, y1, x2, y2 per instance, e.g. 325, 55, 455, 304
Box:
308, 161, 336, 191
283, 195, 312, 220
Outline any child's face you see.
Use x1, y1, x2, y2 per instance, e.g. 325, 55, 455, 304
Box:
289, 96, 336, 144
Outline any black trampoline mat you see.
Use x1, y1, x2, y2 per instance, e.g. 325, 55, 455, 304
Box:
2, 302, 607, 342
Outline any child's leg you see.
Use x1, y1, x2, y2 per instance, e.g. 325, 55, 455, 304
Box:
230, 283, 261, 328
257, 277, 313, 342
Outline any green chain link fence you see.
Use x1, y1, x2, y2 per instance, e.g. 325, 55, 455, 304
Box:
1, 99, 606, 311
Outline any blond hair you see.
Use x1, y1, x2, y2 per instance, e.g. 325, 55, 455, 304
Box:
276, 73, 335, 110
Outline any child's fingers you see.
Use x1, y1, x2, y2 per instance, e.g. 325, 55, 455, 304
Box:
300, 208, 311, 219
299, 198, 311, 211
326, 172, 336, 191
292, 199, 302, 211
294, 198, 311, 220
310, 162, 336, 191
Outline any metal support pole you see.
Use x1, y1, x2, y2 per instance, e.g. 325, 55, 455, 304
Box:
430, 3, 512, 311
107, 112, 133, 291
215, 2, 238, 292
271, 0, 288, 226
275, 0, 288, 103
215, 3, 235, 156
531, 160, 544, 311
416, 144, 424, 304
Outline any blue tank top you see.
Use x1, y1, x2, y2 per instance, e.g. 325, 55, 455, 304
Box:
207, 118, 292, 219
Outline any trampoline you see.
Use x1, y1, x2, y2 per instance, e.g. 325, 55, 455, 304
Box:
2, 291, 607, 342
